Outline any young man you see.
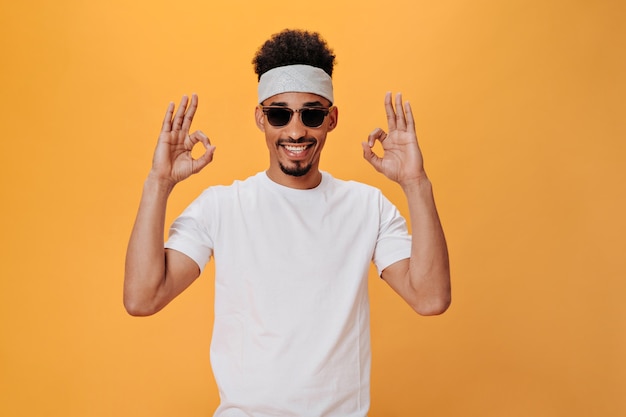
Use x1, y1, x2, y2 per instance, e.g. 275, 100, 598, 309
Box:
125, 29, 450, 416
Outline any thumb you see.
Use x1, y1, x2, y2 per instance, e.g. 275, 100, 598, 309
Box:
362, 141, 383, 173
193, 145, 216, 173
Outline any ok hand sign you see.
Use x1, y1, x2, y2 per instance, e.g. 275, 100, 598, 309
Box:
362, 92, 427, 188
151, 94, 216, 186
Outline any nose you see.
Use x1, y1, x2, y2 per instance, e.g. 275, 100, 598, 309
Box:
285, 112, 307, 139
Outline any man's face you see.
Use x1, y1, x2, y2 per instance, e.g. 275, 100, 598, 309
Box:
255, 92, 338, 187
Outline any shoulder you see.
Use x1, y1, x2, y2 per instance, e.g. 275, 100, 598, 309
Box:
197, 172, 265, 197
322, 172, 381, 195
322, 173, 388, 207
178, 173, 264, 217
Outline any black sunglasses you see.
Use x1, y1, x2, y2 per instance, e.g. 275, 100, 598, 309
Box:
260, 105, 334, 128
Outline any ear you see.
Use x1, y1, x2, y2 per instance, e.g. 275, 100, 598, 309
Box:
327, 106, 339, 132
255, 106, 266, 132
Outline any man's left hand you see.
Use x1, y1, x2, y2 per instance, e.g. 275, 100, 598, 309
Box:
362, 92, 427, 188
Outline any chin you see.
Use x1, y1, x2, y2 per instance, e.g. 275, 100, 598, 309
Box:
279, 162, 313, 177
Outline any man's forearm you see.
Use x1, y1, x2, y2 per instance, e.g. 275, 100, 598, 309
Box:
123, 175, 174, 315
402, 177, 451, 315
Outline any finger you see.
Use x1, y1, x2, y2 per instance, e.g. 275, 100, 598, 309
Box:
395, 92, 407, 131
182, 93, 198, 132
161, 101, 175, 133
188, 130, 211, 148
367, 128, 387, 147
189, 130, 216, 173
172, 95, 189, 131
384, 92, 396, 132
404, 100, 415, 133
361, 141, 383, 173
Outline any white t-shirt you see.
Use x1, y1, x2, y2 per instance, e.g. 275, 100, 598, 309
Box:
165, 171, 411, 417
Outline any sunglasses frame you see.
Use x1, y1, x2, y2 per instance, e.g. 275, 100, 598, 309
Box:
259, 105, 335, 128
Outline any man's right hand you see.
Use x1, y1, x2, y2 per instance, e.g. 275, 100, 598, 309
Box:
151, 94, 215, 187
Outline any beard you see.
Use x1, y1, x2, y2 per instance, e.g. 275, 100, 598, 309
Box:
279, 160, 313, 177
277, 137, 316, 177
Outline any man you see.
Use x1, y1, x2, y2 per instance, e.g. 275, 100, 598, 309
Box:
125, 29, 450, 416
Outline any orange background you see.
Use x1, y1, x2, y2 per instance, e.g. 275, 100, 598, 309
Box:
1, 1, 625, 416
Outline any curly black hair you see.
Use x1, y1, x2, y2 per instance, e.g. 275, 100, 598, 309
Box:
252, 29, 336, 81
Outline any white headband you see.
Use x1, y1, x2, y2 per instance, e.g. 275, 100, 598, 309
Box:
257, 64, 334, 104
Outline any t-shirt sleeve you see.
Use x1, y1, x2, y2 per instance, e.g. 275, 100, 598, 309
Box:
372, 192, 412, 276
164, 189, 215, 273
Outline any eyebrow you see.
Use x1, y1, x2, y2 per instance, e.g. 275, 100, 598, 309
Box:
268, 101, 326, 107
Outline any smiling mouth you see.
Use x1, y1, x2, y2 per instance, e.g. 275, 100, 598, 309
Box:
282, 144, 312, 154
278, 139, 316, 156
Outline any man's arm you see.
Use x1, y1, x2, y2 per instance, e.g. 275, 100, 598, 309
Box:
124, 94, 216, 316
362, 92, 451, 316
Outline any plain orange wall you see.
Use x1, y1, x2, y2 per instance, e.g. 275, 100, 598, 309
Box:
1, 1, 625, 416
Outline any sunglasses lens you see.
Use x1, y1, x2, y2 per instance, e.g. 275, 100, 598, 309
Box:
266, 108, 292, 126
301, 109, 327, 127
263, 107, 330, 127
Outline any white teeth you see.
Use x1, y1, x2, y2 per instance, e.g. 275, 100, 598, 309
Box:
284, 145, 306, 153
